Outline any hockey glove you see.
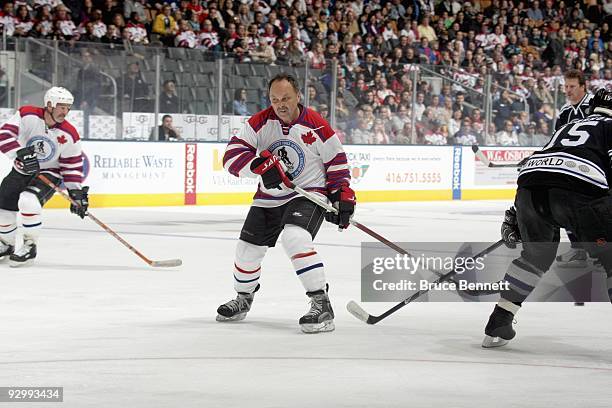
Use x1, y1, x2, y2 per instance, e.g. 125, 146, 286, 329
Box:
14, 146, 40, 176
69, 186, 89, 219
250, 150, 291, 190
325, 185, 355, 229
501, 206, 521, 248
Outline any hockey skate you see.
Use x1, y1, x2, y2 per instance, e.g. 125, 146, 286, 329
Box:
555, 247, 587, 268
299, 286, 335, 333
0, 240, 14, 260
482, 305, 516, 348
9, 240, 37, 267
216, 284, 259, 322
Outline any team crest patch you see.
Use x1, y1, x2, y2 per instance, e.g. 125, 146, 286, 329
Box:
27, 135, 57, 163
268, 139, 305, 178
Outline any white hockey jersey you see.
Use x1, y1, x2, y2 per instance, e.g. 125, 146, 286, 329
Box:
0, 106, 84, 190
223, 105, 351, 208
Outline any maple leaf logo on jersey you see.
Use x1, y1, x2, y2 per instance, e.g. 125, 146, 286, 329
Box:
57, 135, 67, 145
301, 131, 316, 145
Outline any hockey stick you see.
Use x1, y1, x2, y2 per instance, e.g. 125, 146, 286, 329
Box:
290, 184, 501, 297
471, 145, 520, 168
38, 174, 182, 268
346, 239, 505, 325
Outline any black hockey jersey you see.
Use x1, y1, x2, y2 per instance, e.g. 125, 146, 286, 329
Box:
554, 92, 593, 131
519, 114, 612, 196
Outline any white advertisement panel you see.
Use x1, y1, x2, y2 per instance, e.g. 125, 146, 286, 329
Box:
82, 141, 185, 194
461, 146, 538, 190
197, 143, 259, 193
344, 145, 453, 191
122, 113, 249, 141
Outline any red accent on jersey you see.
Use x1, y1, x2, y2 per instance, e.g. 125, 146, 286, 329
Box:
20, 213, 38, 217
59, 155, 83, 164
19, 106, 44, 119
1, 124, 18, 134
299, 108, 335, 142
56, 121, 80, 143
57, 135, 67, 145
248, 106, 277, 133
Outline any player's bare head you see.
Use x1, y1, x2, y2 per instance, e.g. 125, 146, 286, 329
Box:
268, 74, 301, 123
563, 69, 587, 104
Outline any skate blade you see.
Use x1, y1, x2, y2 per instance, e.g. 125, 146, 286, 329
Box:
482, 335, 509, 348
9, 258, 34, 268
300, 320, 335, 333
215, 312, 247, 322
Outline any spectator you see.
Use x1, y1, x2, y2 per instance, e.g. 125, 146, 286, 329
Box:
153, 5, 178, 46
120, 62, 149, 112
350, 117, 374, 144
249, 37, 276, 64
150, 114, 181, 141
232, 88, 250, 115
453, 117, 480, 145
101, 0, 121, 26
14, 4, 33, 37
448, 109, 463, 137
73, 51, 103, 138
160, 80, 180, 113
372, 117, 391, 144
124, 0, 147, 23
198, 19, 221, 51
125, 12, 149, 44
496, 119, 520, 146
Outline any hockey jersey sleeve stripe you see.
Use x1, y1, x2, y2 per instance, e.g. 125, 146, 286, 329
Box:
0, 132, 17, 141
0, 140, 20, 153
227, 151, 256, 177
59, 155, 83, 164
326, 169, 350, 179
228, 136, 256, 151
60, 168, 83, 175
62, 175, 83, 183
60, 162, 83, 170
323, 152, 348, 170
223, 147, 252, 167
1, 124, 18, 134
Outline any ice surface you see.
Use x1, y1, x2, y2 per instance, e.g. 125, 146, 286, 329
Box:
1, 200, 611, 407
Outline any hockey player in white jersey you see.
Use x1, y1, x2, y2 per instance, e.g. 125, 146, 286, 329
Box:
216, 74, 354, 333
0, 87, 89, 266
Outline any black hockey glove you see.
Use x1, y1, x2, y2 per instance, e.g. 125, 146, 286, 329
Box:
325, 185, 356, 229
250, 150, 291, 190
501, 206, 521, 248
14, 146, 40, 176
69, 186, 89, 219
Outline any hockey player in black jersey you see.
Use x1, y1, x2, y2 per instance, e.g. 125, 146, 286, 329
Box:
483, 88, 612, 348
554, 69, 594, 269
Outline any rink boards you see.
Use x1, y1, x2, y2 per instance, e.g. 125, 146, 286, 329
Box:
0, 142, 538, 208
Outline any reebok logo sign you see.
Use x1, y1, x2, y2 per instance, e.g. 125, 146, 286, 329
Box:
184, 143, 197, 205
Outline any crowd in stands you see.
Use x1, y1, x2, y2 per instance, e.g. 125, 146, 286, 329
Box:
1, 0, 612, 145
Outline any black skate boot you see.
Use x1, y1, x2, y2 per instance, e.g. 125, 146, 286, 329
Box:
0, 240, 14, 260
482, 305, 516, 348
216, 284, 259, 322
9, 240, 36, 267
299, 285, 335, 333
